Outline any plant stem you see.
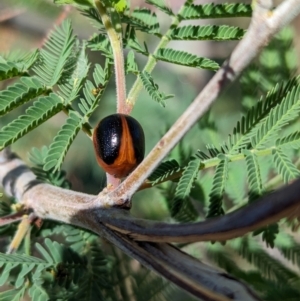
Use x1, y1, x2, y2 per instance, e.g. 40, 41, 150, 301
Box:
126, 4, 186, 111
138, 146, 277, 191
94, 0, 128, 114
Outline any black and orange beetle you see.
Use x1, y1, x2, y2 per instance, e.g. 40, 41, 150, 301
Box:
92, 114, 145, 178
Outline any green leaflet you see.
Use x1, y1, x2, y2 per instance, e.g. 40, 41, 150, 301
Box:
0, 94, 63, 150
272, 148, 300, 184
276, 234, 300, 269
253, 223, 279, 248
206, 154, 228, 218
226, 161, 247, 205
0, 77, 46, 116
253, 84, 300, 149
29, 146, 71, 188
44, 63, 110, 172
64, 227, 97, 253
27, 284, 49, 301
0, 62, 27, 81
43, 112, 82, 172
57, 41, 90, 104
243, 150, 263, 203
125, 50, 139, 74
0, 253, 51, 287
33, 20, 77, 86
122, 8, 160, 35
1, 50, 39, 71
140, 71, 173, 107
148, 159, 180, 184
170, 25, 245, 41
0, 51, 38, 80
88, 34, 113, 58
145, 0, 173, 16
225, 77, 299, 154
171, 158, 201, 222
180, 3, 252, 19
125, 27, 149, 55
276, 130, 300, 149
238, 238, 299, 282
154, 48, 219, 71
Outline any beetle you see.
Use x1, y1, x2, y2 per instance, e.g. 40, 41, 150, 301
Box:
92, 113, 145, 178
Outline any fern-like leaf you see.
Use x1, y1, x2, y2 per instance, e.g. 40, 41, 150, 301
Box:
170, 25, 245, 41
145, 0, 173, 16
126, 27, 149, 55
43, 112, 82, 172
33, 20, 77, 86
57, 41, 90, 104
180, 3, 252, 20
0, 253, 51, 287
0, 77, 46, 116
2, 50, 39, 71
0, 94, 63, 150
140, 71, 173, 107
276, 130, 300, 150
225, 77, 300, 154
74, 242, 112, 301
44, 63, 110, 172
88, 34, 113, 58
238, 239, 299, 282
154, 48, 219, 71
123, 8, 160, 34
277, 235, 300, 269
243, 150, 263, 202
27, 284, 49, 301
29, 146, 71, 188
0, 62, 28, 80
206, 154, 228, 218
252, 84, 300, 149
171, 158, 201, 222
272, 148, 300, 183
0, 50, 38, 80
125, 50, 139, 74
148, 159, 180, 184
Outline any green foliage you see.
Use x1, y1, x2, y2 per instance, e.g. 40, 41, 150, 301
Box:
33, 20, 77, 86
206, 155, 228, 217
154, 48, 219, 71
180, 3, 252, 19
148, 159, 180, 184
140, 71, 174, 107
0, 94, 63, 150
1, 0, 300, 300
0, 77, 46, 116
145, 0, 173, 16
0, 51, 38, 80
272, 148, 300, 183
252, 84, 300, 149
123, 8, 160, 35
244, 150, 263, 202
44, 62, 110, 172
170, 25, 245, 41
29, 146, 71, 188
171, 158, 200, 222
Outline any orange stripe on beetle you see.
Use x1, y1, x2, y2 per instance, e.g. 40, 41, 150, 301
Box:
93, 114, 145, 178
